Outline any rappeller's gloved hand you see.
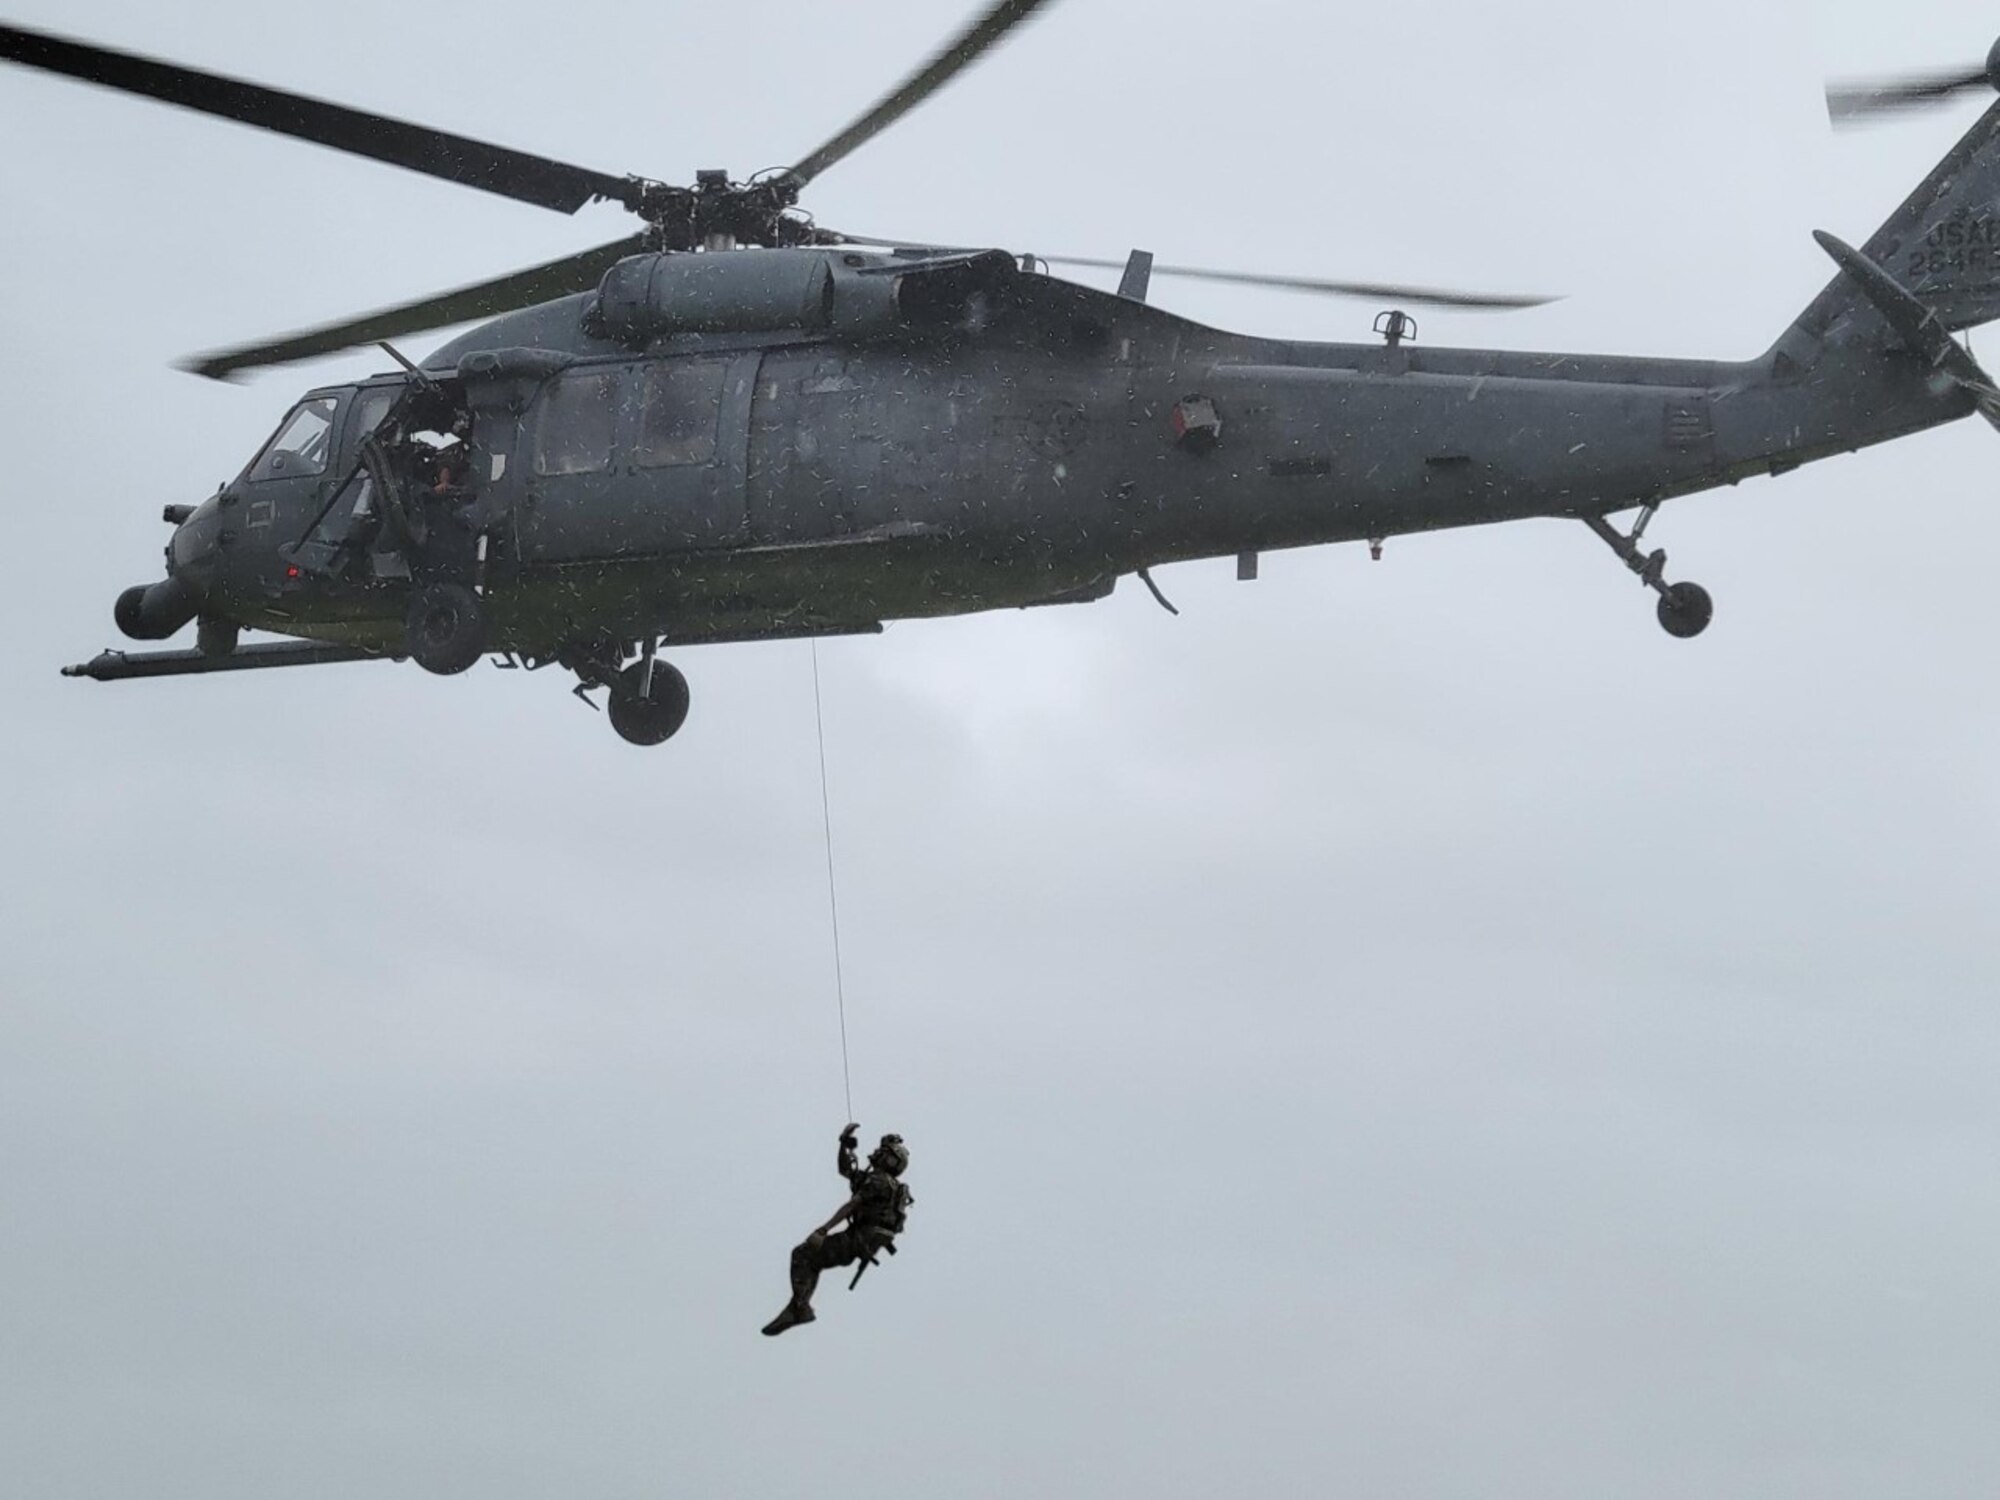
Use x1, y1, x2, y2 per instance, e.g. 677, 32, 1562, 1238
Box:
839, 1123, 859, 1149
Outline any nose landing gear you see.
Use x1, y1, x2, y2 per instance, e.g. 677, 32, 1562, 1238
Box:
1582, 505, 1713, 639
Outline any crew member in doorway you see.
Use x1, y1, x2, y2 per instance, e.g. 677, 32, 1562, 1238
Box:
762, 1124, 913, 1336
427, 411, 474, 499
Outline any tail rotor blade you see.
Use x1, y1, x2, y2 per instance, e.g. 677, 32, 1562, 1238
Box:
1826, 65, 1992, 126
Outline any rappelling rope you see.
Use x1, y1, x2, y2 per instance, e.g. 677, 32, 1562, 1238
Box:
810, 639, 855, 1121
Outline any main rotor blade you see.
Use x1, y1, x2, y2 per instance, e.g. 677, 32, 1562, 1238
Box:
0, 22, 639, 213
1041, 255, 1558, 311
787, 0, 1057, 186
1826, 66, 1991, 126
181, 233, 648, 380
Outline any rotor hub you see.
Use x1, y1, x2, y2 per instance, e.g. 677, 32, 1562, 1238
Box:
634, 171, 811, 253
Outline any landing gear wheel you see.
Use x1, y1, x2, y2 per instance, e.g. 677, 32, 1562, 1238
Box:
1656, 581, 1713, 639
607, 659, 690, 746
405, 582, 488, 675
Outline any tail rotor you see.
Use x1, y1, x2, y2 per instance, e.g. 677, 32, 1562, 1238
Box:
1826, 40, 2000, 127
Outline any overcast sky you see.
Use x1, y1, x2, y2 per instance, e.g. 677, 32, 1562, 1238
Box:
3, 2, 1998, 1496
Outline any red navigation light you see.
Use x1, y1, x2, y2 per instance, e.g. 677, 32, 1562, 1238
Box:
285, 564, 302, 580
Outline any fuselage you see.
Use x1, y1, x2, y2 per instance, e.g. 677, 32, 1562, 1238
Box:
161, 247, 1966, 657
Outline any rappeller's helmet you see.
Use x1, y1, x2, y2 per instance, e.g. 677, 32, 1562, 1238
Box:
870, 1134, 910, 1177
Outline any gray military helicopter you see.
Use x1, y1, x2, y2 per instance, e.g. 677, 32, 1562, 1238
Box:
14, 9, 2000, 745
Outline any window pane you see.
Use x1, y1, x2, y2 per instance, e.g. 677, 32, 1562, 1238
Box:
534, 370, 618, 476
352, 388, 397, 442
247, 396, 339, 482
635, 361, 724, 468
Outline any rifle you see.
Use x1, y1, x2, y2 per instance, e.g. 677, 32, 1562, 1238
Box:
848, 1238, 897, 1290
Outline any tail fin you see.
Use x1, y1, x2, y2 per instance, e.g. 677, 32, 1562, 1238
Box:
1794, 98, 2000, 346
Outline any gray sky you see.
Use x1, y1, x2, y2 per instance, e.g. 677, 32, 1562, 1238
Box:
2, 2, 1998, 1496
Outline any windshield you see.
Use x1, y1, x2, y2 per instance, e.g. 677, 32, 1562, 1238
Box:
243, 394, 340, 482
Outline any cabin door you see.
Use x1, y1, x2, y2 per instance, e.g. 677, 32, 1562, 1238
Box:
516, 355, 756, 563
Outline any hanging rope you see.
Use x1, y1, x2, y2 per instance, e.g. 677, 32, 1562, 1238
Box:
811, 639, 855, 1121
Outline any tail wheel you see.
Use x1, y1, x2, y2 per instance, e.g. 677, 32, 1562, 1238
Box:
608, 660, 691, 746
405, 582, 488, 675
1656, 581, 1714, 639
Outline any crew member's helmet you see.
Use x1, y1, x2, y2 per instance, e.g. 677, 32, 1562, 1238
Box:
871, 1134, 910, 1176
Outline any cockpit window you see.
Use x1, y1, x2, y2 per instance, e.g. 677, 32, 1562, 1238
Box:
246, 396, 339, 482
352, 388, 398, 444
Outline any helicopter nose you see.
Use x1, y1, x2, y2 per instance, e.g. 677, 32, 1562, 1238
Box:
114, 498, 225, 640
165, 495, 228, 583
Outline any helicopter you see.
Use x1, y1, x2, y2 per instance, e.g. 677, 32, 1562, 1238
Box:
12, 7, 2000, 746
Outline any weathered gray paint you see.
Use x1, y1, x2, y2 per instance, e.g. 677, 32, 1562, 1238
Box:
96, 98, 2000, 684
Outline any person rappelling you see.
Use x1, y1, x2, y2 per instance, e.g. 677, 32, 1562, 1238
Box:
762, 1123, 912, 1336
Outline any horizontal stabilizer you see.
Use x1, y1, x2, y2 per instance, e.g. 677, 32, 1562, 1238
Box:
1815, 230, 2000, 430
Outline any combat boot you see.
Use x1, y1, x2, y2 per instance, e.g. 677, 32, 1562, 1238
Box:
761, 1298, 817, 1337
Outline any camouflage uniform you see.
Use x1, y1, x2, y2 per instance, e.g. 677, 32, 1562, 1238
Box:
763, 1128, 912, 1336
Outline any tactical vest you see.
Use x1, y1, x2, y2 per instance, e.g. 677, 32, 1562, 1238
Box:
852, 1170, 911, 1238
